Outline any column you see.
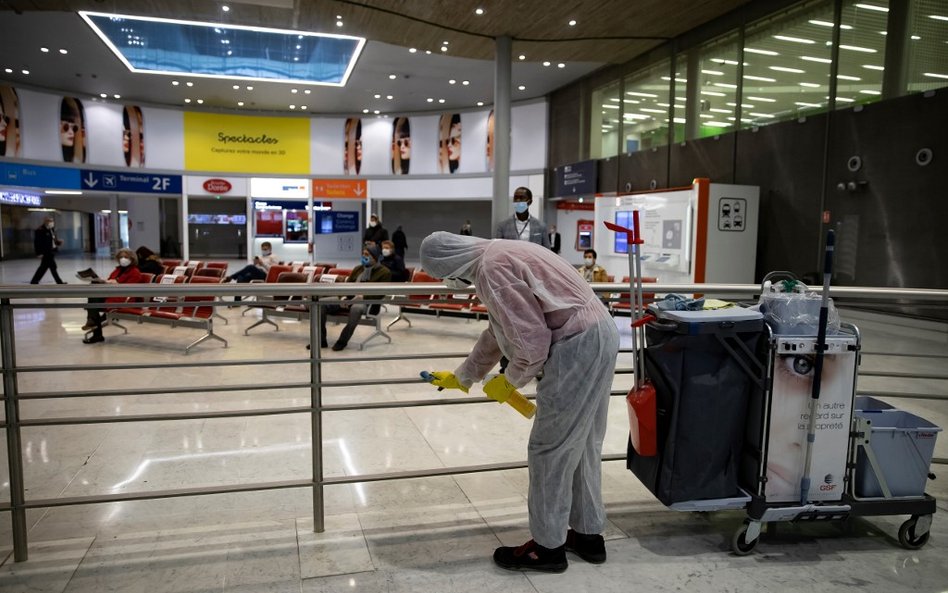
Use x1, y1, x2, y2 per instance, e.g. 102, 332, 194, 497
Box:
492, 35, 512, 232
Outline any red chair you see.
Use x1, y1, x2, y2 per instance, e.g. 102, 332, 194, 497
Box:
204, 262, 228, 273
193, 267, 225, 280
387, 270, 438, 329
314, 262, 337, 270
327, 268, 353, 279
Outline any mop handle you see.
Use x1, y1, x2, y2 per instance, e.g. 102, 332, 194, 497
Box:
632, 210, 646, 385
799, 230, 835, 504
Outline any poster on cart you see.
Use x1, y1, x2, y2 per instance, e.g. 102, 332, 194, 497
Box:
765, 336, 857, 502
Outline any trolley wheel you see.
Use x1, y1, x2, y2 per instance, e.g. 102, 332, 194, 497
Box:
731, 522, 759, 556
898, 516, 931, 550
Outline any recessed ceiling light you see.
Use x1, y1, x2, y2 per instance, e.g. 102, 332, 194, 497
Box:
363, 108, 369, 113
246, 85, 253, 90
3, 68, 11, 73
373, 109, 380, 114
930, 14, 948, 22
40, 47, 49, 53
301, 105, 307, 110
222, 5, 230, 12
389, 74, 397, 79
99, 93, 107, 98
237, 101, 244, 106
185, 98, 192, 103
744, 48, 779, 56
113, 93, 121, 99
557, 63, 565, 68
443, 41, 449, 45
440, 46, 447, 52
196, 98, 203, 104
59, 48, 68, 54
542, 61, 551, 67
290, 104, 296, 109
295, 44, 301, 50
568, 19, 577, 26
475, 8, 484, 15
773, 35, 815, 44
291, 88, 298, 93
409, 48, 417, 53
426, 98, 434, 102
837, 74, 861, 81
770, 65, 806, 73
863, 64, 885, 71
374, 93, 381, 99
336, 20, 343, 27
293, 57, 299, 61
336, 15, 342, 19
21, 69, 29, 75
799, 82, 821, 88
476, 101, 484, 106
855, 3, 888, 12
186, 81, 194, 87
518, 85, 526, 90
449, 79, 456, 84
438, 98, 445, 103
425, 50, 432, 55
232, 84, 239, 89
304, 89, 311, 94
518, 54, 526, 60
462, 80, 470, 85
840, 44, 877, 53
386, 95, 393, 100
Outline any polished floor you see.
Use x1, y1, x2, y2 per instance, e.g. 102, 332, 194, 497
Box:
0, 255, 946, 592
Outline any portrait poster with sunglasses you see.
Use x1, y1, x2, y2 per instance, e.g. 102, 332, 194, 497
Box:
343, 117, 362, 175
0, 85, 22, 158
60, 96, 87, 163
122, 105, 145, 168
438, 113, 461, 174
391, 117, 410, 175
486, 109, 494, 173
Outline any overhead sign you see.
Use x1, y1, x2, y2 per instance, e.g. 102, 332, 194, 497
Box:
554, 160, 597, 197
0, 162, 80, 190
184, 112, 310, 174
80, 169, 182, 194
0, 190, 42, 206
313, 178, 367, 199
250, 177, 310, 198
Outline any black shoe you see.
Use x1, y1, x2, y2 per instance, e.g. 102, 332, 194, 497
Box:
82, 334, 105, 344
493, 540, 567, 573
331, 342, 346, 351
564, 529, 606, 564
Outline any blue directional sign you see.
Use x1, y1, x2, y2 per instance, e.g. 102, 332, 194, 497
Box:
0, 162, 81, 190
80, 170, 182, 194
332, 211, 359, 233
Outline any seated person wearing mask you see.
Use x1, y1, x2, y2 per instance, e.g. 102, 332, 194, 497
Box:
577, 249, 608, 282
227, 241, 275, 283
81, 248, 145, 344
379, 239, 408, 281
318, 244, 391, 351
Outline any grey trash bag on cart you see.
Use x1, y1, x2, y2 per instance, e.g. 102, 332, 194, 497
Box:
627, 319, 764, 505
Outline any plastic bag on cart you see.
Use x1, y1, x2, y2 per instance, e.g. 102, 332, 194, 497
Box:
758, 286, 840, 336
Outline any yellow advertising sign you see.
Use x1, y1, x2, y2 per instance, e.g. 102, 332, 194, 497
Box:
184, 112, 310, 174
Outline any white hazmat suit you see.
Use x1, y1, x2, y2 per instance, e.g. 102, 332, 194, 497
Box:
420, 232, 620, 548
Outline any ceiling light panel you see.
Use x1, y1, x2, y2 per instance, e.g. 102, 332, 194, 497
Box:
79, 11, 366, 86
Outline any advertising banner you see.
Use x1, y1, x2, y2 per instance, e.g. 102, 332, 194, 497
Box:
184, 112, 310, 174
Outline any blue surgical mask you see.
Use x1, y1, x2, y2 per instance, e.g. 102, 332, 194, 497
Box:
514, 202, 529, 214
361, 256, 372, 266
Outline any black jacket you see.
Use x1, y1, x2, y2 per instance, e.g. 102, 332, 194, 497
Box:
34, 226, 59, 256
380, 254, 408, 282
391, 229, 408, 256
363, 225, 389, 246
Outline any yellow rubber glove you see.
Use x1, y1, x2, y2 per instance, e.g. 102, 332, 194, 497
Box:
483, 374, 536, 419
482, 374, 516, 403
429, 371, 469, 393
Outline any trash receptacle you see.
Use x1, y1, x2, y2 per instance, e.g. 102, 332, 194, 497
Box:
854, 410, 942, 498
855, 396, 896, 412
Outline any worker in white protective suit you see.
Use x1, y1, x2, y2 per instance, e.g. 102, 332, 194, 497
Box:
420, 231, 620, 573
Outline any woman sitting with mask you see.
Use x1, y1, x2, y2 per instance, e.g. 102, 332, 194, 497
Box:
379, 239, 408, 282
81, 248, 145, 344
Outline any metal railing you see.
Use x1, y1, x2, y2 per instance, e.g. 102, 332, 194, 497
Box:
0, 281, 946, 562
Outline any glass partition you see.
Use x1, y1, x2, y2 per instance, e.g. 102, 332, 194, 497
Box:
621, 60, 671, 152
591, 81, 621, 159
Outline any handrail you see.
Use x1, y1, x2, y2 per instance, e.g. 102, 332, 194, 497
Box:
0, 282, 945, 301
0, 280, 944, 565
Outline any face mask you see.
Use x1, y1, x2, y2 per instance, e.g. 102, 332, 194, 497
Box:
443, 277, 471, 290
262, 249, 271, 256
361, 255, 372, 266
119, 257, 131, 267
46, 222, 55, 229
513, 202, 529, 214
584, 258, 595, 267
369, 221, 378, 227
382, 248, 393, 257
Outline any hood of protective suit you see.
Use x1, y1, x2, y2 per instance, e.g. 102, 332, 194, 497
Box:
419, 232, 492, 281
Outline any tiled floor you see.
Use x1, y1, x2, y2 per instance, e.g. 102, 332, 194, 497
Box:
0, 255, 946, 592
